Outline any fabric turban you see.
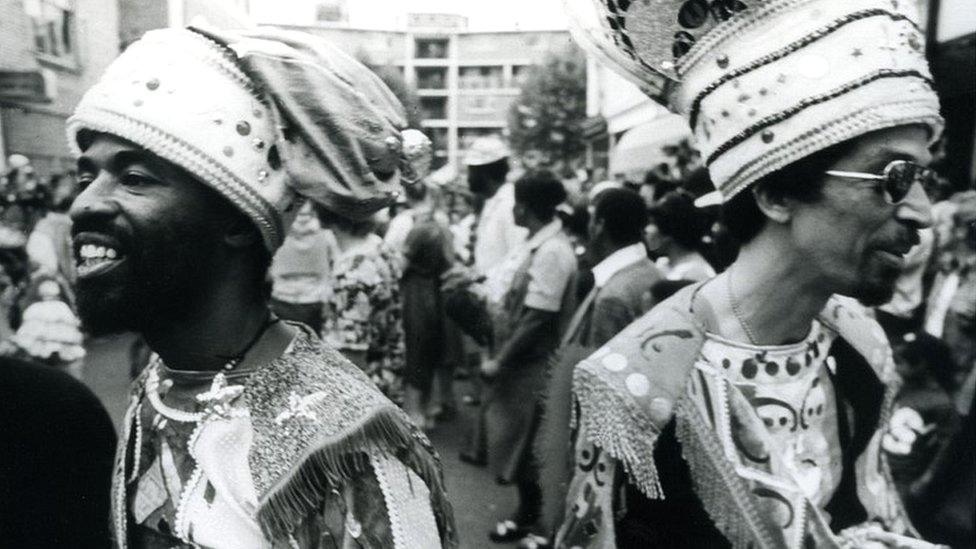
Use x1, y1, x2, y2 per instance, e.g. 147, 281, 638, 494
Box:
565, 0, 942, 203
67, 26, 431, 251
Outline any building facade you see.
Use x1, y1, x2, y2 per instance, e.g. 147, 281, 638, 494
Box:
0, 0, 120, 176
118, 0, 251, 48
273, 15, 572, 169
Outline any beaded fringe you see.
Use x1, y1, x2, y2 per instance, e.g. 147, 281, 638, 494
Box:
256, 406, 457, 547
573, 365, 664, 499
674, 396, 776, 549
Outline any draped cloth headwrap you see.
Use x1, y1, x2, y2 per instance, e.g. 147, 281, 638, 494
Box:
67, 26, 431, 251
565, 0, 943, 203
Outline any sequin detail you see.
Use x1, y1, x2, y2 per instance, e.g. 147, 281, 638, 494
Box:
687, 9, 919, 127
706, 68, 934, 165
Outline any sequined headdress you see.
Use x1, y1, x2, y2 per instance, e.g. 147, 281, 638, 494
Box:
566, 0, 943, 202
67, 27, 431, 251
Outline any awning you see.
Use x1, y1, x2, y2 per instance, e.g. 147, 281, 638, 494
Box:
609, 113, 692, 176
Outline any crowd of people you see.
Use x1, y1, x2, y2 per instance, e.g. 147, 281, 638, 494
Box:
0, 0, 974, 547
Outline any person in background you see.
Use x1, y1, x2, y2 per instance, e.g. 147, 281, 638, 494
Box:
66, 27, 453, 547
876, 227, 935, 336
269, 201, 339, 334
638, 171, 677, 209
482, 170, 576, 545
397, 179, 461, 428
26, 173, 78, 285
466, 136, 527, 284
534, 187, 662, 549
924, 191, 976, 418
318, 204, 407, 405
0, 227, 28, 343
1, 155, 49, 234
0, 355, 116, 547
1, 274, 85, 379
645, 189, 716, 282
574, 188, 662, 347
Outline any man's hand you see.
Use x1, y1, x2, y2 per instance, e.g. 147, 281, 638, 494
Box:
480, 358, 501, 379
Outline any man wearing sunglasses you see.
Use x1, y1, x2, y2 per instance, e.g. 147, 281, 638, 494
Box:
557, 0, 948, 546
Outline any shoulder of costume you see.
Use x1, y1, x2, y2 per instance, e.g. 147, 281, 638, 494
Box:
600, 259, 660, 298
573, 282, 707, 498
817, 294, 898, 386
242, 326, 452, 542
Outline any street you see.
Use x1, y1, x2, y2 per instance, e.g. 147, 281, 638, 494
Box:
81, 333, 519, 549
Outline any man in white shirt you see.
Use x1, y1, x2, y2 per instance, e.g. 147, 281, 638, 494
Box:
465, 137, 527, 278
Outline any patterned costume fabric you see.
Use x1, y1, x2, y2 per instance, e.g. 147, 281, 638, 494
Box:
556, 284, 924, 549
111, 325, 454, 548
322, 235, 406, 403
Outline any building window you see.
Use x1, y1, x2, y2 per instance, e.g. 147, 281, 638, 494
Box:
415, 67, 447, 90
459, 66, 504, 89
420, 96, 447, 120
511, 65, 531, 87
415, 38, 449, 59
24, 0, 75, 61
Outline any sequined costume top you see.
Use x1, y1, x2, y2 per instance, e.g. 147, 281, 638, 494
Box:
555, 283, 924, 549
111, 325, 455, 548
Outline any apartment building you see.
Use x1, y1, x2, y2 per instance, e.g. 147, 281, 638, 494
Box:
273, 13, 573, 169
0, 0, 120, 175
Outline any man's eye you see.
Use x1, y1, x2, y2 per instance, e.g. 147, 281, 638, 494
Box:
122, 172, 155, 187
77, 173, 96, 189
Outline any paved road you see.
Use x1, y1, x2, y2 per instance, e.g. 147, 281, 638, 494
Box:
80, 334, 520, 549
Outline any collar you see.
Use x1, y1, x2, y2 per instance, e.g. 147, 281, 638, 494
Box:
525, 219, 563, 252
338, 233, 382, 261
592, 242, 647, 287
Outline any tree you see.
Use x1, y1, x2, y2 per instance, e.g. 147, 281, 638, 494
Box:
507, 46, 587, 168
354, 49, 423, 129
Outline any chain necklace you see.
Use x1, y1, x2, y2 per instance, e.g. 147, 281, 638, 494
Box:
144, 315, 279, 422
726, 269, 759, 345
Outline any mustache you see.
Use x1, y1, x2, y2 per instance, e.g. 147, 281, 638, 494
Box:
871, 227, 921, 256
70, 216, 133, 245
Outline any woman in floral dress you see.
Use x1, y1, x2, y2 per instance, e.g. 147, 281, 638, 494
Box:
318, 206, 407, 404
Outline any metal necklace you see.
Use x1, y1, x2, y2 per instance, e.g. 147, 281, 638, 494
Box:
726, 269, 759, 345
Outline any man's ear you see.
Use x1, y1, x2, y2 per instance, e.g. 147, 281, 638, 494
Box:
752, 185, 793, 224
222, 215, 261, 250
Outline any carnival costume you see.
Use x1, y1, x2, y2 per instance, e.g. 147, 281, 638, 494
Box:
558, 0, 944, 546
558, 284, 918, 548
67, 27, 452, 548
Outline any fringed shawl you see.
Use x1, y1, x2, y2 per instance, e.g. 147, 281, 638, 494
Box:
561, 284, 915, 548
111, 328, 455, 548
243, 330, 456, 545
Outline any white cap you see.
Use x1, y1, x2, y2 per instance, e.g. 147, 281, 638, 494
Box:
463, 136, 509, 166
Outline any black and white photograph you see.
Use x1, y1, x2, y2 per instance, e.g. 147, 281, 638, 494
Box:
0, 0, 973, 547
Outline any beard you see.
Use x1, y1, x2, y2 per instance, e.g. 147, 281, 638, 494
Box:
850, 250, 904, 307
75, 219, 217, 336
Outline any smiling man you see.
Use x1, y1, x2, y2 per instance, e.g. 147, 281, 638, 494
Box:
67, 27, 454, 548
557, 0, 948, 547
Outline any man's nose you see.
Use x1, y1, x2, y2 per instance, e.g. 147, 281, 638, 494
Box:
68, 177, 120, 223
895, 182, 933, 230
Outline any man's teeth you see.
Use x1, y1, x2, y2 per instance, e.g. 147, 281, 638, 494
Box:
79, 244, 120, 261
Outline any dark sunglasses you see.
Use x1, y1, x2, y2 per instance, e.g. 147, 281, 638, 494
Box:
825, 160, 934, 204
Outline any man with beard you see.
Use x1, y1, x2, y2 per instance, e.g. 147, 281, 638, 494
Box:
68, 27, 454, 548
556, 0, 949, 547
